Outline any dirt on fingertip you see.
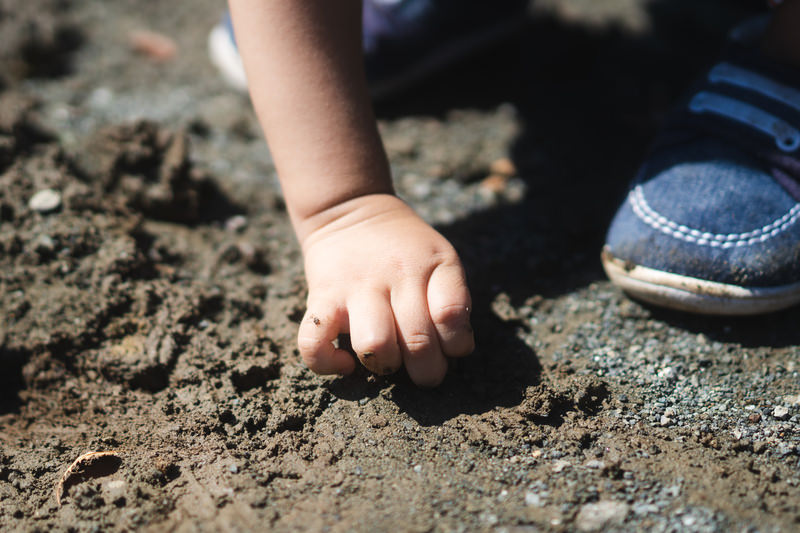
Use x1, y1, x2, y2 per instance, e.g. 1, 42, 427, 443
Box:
2, 1, 799, 532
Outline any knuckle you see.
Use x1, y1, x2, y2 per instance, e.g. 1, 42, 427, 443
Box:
402, 332, 435, 355
430, 303, 470, 326
297, 336, 327, 371
297, 334, 320, 355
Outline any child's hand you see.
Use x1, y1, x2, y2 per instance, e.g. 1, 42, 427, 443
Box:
296, 194, 474, 387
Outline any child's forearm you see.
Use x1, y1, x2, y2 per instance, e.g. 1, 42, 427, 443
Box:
228, 0, 474, 387
228, 0, 393, 242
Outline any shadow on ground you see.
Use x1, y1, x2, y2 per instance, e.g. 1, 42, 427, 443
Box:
0, 347, 27, 414
325, 306, 541, 426
644, 303, 800, 348
378, 0, 763, 300
376, 0, 773, 331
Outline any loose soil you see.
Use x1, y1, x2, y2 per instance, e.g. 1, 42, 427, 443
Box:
1, 1, 799, 532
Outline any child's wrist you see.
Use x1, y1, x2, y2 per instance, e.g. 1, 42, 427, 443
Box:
292, 192, 404, 249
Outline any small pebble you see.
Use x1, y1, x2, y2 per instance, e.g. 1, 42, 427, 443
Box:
551, 459, 570, 473
103, 479, 127, 503
773, 406, 790, 420
28, 189, 62, 213
88, 87, 113, 108
225, 215, 248, 233
489, 157, 516, 176
480, 512, 499, 526
34, 234, 55, 254
525, 492, 544, 507
575, 501, 629, 532
228, 464, 238, 474
479, 174, 509, 194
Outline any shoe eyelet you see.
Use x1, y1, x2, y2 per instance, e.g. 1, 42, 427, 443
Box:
779, 135, 800, 152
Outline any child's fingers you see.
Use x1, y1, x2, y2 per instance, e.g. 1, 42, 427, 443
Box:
347, 291, 402, 375
392, 286, 448, 387
427, 263, 474, 357
297, 303, 355, 375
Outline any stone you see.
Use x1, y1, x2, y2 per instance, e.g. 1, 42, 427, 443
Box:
102, 479, 127, 506
525, 492, 544, 507
225, 215, 248, 233
773, 406, 790, 420
575, 501, 629, 532
479, 173, 509, 194
551, 459, 570, 473
28, 189, 61, 213
489, 157, 516, 176
33, 234, 55, 254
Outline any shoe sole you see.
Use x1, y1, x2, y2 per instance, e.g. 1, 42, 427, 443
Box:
208, 23, 248, 92
601, 247, 800, 315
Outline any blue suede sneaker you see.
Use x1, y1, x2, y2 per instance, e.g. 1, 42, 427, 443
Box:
603, 18, 800, 315
208, 0, 529, 100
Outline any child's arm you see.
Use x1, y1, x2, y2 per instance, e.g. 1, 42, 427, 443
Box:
228, 0, 474, 386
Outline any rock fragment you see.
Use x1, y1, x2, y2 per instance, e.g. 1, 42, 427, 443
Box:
28, 188, 61, 213
575, 501, 629, 531
772, 406, 790, 420
489, 157, 516, 176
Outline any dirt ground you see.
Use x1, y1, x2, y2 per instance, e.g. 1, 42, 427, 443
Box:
2, 0, 799, 531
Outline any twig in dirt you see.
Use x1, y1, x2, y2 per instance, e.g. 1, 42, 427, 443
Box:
55, 451, 122, 506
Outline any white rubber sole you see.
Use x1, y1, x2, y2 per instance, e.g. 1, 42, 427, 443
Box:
208, 23, 248, 92
601, 247, 800, 315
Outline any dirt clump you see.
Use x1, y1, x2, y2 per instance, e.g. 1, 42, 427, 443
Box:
0, 0, 82, 84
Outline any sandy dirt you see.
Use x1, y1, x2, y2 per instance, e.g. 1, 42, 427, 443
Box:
1, 0, 799, 531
